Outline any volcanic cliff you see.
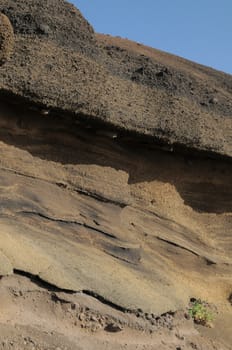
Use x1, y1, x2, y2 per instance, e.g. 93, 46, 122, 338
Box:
0, 1, 231, 349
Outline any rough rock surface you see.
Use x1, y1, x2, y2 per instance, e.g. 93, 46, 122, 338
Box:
0, 0, 231, 158
0, 0, 96, 54
0, 0, 231, 349
0, 12, 14, 64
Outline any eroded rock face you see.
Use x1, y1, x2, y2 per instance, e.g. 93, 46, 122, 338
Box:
0, 0, 96, 55
0, 13, 14, 65
0, 0, 231, 340
0, 100, 231, 318
0, 0, 231, 158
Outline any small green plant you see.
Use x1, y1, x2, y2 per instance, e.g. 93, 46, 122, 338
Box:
188, 299, 214, 326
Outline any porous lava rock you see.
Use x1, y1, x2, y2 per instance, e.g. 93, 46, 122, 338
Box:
0, 0, 96, 55
0, 0, 231, 158
0, 12, 14, 65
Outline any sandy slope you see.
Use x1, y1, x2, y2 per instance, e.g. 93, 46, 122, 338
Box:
0, 274, 231, 350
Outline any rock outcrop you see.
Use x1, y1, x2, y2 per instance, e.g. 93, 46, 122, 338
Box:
0, 12, 14, 65
0, 0, 231, 158
0, 1, 231, 349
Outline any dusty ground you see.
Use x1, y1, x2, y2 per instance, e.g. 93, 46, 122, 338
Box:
0, 274, 231, 350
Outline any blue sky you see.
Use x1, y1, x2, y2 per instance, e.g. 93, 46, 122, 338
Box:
71, 1, 232, 74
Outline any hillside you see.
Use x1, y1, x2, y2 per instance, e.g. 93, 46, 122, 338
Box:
0, 1, 231, 349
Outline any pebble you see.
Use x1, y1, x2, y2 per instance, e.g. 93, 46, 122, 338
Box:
104, 323, 122, 333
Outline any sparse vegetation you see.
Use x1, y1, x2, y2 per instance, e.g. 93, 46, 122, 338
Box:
188, 299, 214, 327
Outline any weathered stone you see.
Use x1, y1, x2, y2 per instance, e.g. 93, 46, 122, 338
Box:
0, 0, 231, 158
0, 13, 14, 65
0, 0, 231, 324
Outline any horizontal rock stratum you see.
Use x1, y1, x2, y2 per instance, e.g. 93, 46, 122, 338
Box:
0, 1, 232, 349
0, 0, 231, 158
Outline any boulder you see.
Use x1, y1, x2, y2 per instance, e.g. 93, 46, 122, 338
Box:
0, 13, 14, 65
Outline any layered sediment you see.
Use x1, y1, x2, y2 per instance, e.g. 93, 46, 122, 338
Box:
0, 1, 231, 349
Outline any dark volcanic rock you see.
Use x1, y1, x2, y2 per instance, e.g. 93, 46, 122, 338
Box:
0, 0, 96, 55
0, 0, 231, 158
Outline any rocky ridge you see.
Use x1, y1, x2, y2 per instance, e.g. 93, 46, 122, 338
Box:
0, 0, 231, 158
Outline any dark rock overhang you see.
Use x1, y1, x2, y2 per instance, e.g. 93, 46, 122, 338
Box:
0, 0, 231, 160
